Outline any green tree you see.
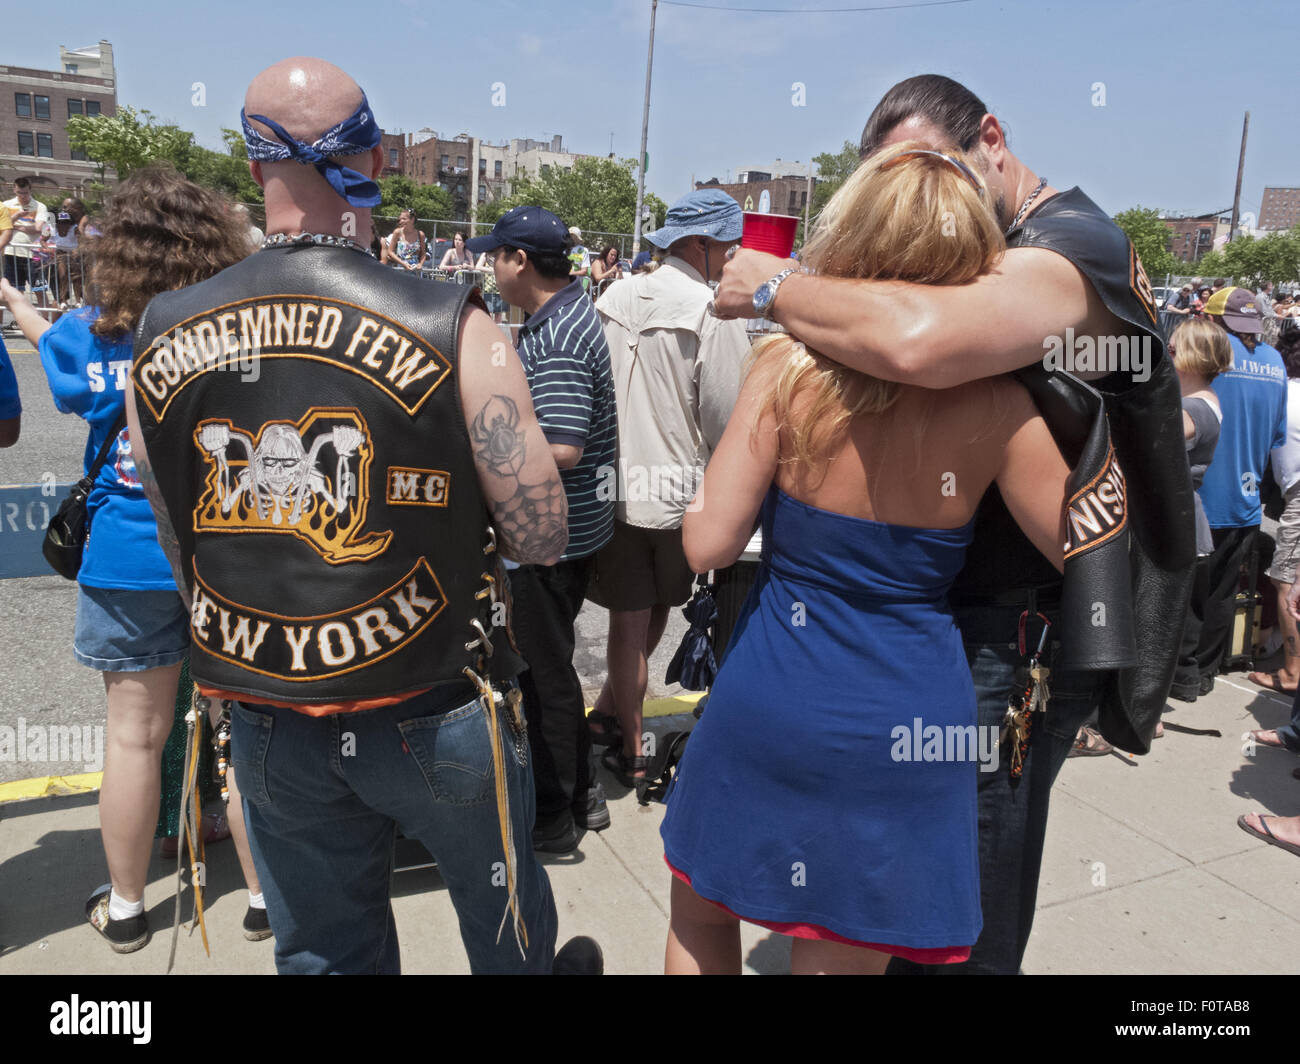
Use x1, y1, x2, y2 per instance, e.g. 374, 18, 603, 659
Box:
810, 140, 860, 217
376, 173, 454, 225
1193, 227, 1300, 288
480, 157, 666, 242
1113, 206, 1177, 279
184, 128, 263, 204
66, 106, 196, 183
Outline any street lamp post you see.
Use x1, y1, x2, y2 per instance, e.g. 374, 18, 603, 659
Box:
632, 0, 658, 255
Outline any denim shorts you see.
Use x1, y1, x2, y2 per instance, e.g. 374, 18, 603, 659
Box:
73, 585, 190, 672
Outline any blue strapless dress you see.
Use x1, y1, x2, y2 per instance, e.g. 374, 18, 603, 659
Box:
661, 485, 982, 950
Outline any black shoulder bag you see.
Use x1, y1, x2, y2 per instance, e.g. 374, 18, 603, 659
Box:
43, 411, 127, 580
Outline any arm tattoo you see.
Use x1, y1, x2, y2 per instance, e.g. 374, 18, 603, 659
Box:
135, 442, 192, 610
469, 394, 568, 563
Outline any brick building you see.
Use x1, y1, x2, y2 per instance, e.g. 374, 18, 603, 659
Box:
1260, 187, 1300, 231
398, 130, 584, 223
0, 41, 117, 196
695, 172, 814, 217
380, 131, 405, 179
1160, 210, 1227, 263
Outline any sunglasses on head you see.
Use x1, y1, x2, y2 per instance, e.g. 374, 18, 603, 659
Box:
880, 149, 984, 197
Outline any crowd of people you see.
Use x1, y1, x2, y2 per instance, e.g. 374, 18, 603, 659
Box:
374, 213, 657, 326
2, 59, 1299, 976
1, 177, 100, 312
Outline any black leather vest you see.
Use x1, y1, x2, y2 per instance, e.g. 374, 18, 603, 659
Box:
954, 187, 1196, 753
132, 244, 523, 704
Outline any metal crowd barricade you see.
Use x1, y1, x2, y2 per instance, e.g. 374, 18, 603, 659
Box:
3, 244, 96, 321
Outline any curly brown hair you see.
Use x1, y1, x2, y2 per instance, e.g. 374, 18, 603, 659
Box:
89, 164, 251, 340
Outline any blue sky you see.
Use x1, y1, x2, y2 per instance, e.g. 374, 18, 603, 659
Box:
4, 0, 1293, 220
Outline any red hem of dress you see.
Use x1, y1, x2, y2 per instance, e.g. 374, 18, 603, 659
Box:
665, 857, 971, 965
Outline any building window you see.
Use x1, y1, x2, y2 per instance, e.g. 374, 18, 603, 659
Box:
18, 131, 35, 156
441, 154, 448, 169
479, 183, 487, 201
494, 160, 502, 178
479, 157, 486, 173
71, 147, 87, 161
15, 93, 31, 118
68, 98, 83, 118
389, 148, 398, 166
86, 100, 101, 117
456, 155, 466, 168
34, 95, 50, 120
540, 164, 551, 177
65, 63, 78, 74
37, 133, 53, 157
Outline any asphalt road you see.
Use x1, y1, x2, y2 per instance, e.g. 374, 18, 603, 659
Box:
0, 335, 688, 784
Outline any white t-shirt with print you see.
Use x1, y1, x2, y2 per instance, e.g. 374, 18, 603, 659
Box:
3, 196, 50, 258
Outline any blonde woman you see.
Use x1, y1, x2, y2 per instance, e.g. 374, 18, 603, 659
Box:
1165, 318, 1232, 723
660, 144, 1072, 975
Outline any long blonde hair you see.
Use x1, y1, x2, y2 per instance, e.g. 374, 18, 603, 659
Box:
755, 141, 1005, 469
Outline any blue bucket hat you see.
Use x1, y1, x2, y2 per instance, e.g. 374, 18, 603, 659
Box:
645, 189, 743, 249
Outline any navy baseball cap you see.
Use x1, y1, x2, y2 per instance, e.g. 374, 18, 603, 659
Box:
465, 205, 569, 256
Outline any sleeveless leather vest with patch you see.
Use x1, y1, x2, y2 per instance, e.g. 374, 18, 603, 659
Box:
132, 245, 522, 705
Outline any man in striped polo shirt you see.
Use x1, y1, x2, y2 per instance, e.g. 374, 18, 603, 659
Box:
468, 207, 617, 853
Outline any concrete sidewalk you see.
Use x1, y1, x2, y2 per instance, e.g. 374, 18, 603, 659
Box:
2, 670, 1300, 975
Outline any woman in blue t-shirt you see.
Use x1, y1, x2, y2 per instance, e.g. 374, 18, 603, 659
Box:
0, 165, 252, 953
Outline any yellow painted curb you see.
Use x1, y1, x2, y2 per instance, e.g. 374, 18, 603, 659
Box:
0, 696, 702, 803
587, 692, 702, 720
0, 771, 102, 803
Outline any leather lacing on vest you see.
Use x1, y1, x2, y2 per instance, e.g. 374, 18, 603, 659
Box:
460, 525, 530, 958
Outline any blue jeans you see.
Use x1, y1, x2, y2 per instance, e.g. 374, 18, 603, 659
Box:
1276, 686, 1300, 752
889, 605, 1104, 975
230, 684, 558, 974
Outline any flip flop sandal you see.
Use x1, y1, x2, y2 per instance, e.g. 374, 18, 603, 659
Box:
1247, 673, 1298, 694
1068, 725, 1113, 757
1237, 813, 1300, 858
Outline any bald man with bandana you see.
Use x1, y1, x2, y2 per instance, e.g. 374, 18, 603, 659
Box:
127, 57, 601, 974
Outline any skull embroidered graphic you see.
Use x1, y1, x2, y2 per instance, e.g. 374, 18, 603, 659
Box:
192, 408, 392, 563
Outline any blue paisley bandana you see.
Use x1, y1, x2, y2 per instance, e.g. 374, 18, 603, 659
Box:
241, 93, 382, 208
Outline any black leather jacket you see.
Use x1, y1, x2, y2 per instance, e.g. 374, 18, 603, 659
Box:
956, 188, 1196, 753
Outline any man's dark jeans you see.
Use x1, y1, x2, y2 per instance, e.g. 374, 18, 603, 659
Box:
889, 604, 1104, 975
1170, 557, 1211, 701
1276, 686, 1300, 752
1186, 526, 1258, 688
509, 556, 594, 831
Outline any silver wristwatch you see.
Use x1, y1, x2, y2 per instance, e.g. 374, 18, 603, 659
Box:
752, 268, 796, 320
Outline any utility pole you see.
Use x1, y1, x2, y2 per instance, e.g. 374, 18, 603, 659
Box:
802, 166, 812, 245
633, 0, 658, 255
1229, 110, 1249, 242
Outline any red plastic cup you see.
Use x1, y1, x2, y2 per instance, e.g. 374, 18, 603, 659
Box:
742, 212, 799, 257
